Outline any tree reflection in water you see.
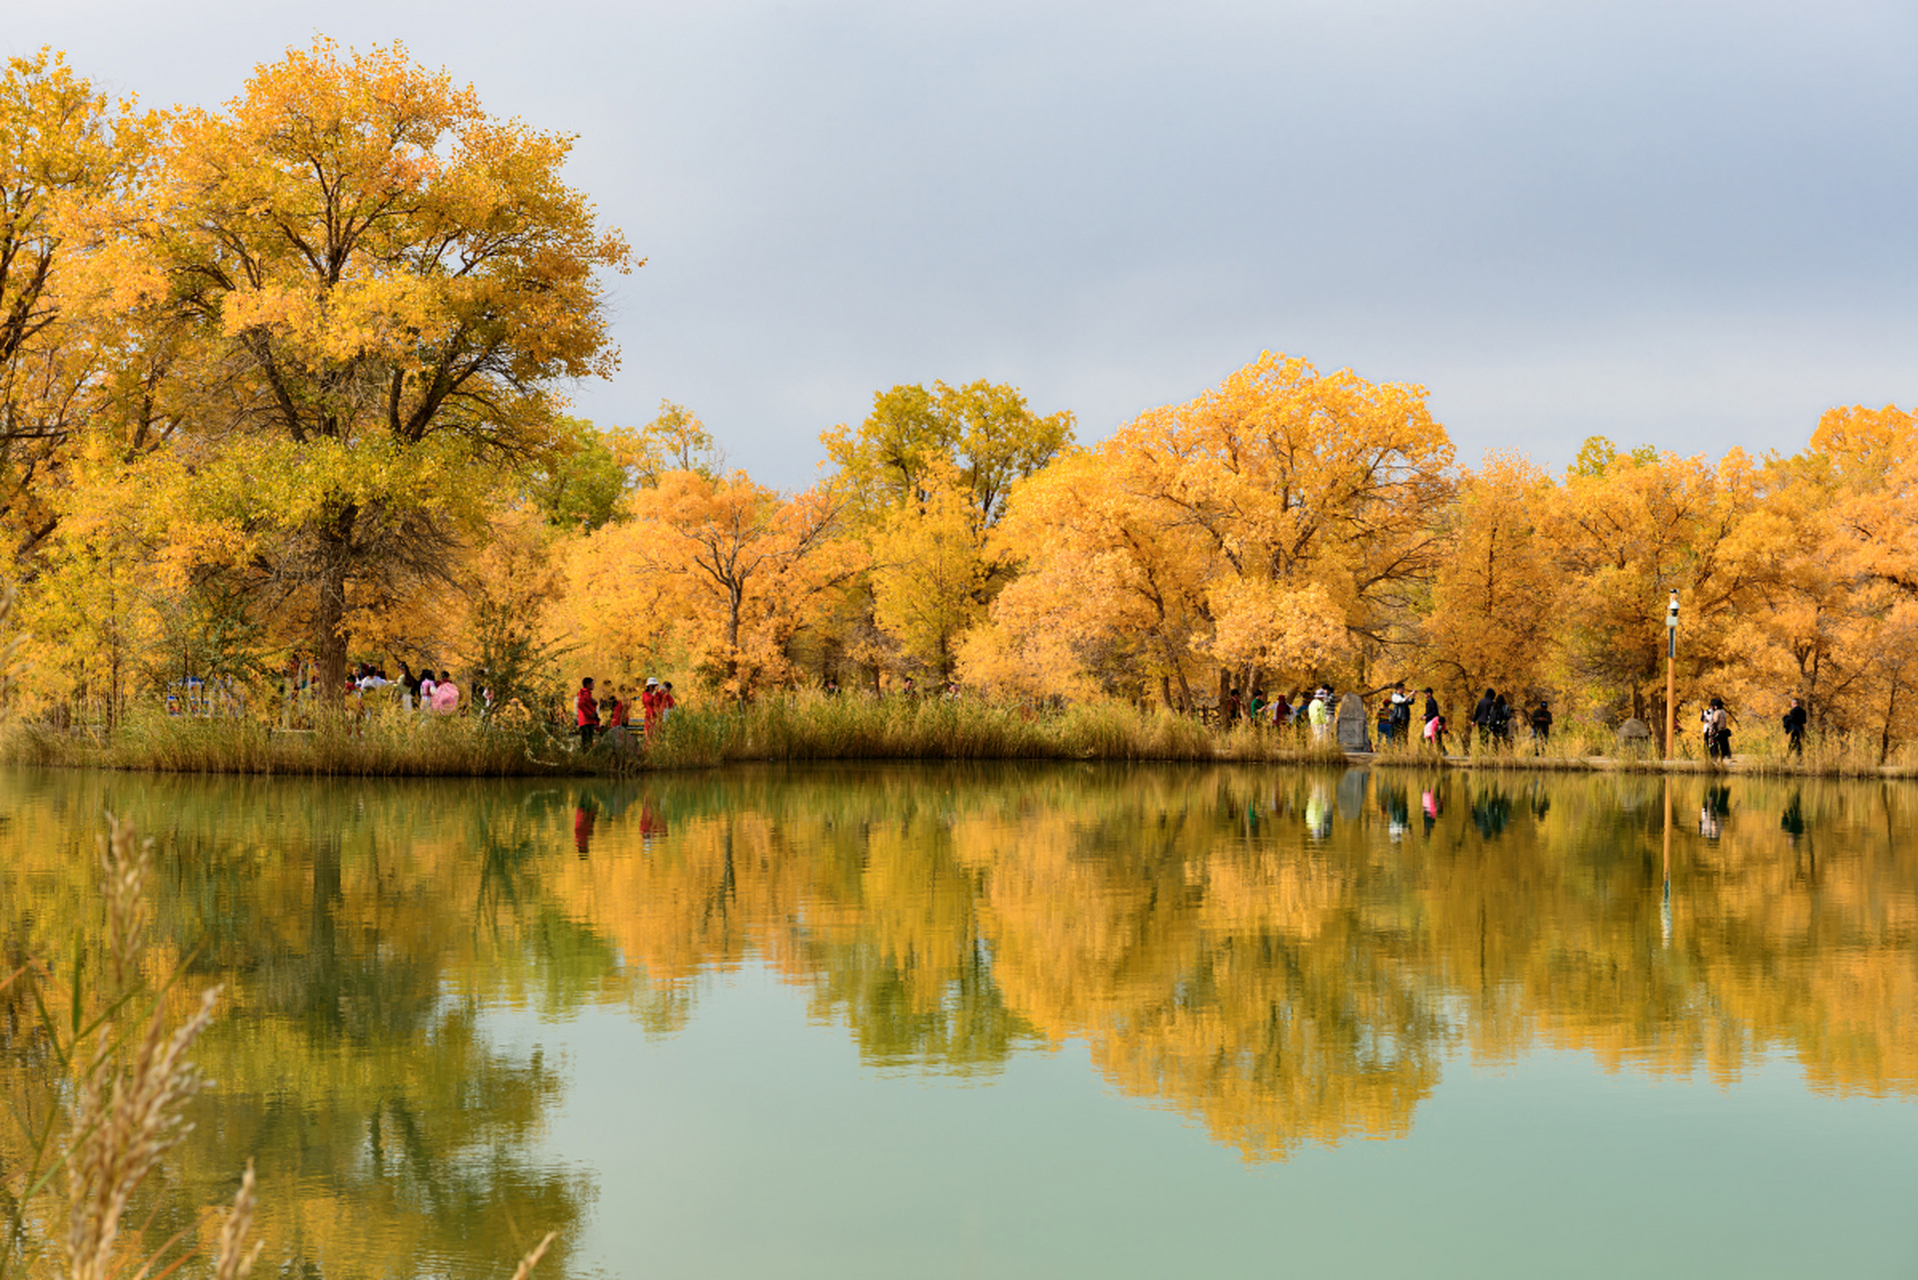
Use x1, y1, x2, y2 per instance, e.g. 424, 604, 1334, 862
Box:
2, 764, 1914, 1273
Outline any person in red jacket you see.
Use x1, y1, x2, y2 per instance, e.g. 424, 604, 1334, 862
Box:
640, 676, 662, 739
576, 676, 600, 750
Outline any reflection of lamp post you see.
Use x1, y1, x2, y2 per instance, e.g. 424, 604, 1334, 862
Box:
1664, 590, 1680, 759
1661, 776, 1672, 946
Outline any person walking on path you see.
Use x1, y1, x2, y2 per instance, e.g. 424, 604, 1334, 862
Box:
1704, 697, 1732, 760
1529, 701, 1554, 753
576, 676, 600, 751
1783, 697, 1807, 757
1307, 687, 1332, 743
432, 671, 459, 714
1470, 688, 1498, 753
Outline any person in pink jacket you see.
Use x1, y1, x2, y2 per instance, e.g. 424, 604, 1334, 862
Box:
432, 670, 459, 714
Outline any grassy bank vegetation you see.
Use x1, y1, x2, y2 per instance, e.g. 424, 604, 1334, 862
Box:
643, 692, 1349, 768
1365, 718, 1918, 777
0, 705, 577, 777
7, 692, 1915, 777
2, 693, 1354, 776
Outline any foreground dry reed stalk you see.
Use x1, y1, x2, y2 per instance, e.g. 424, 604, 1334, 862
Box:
510, 1233, 557, 1280
55, 816, 258, 1280
3, 813, 553, 1280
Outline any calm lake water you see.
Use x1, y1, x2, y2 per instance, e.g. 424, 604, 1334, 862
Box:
3, 764, 1916, 1278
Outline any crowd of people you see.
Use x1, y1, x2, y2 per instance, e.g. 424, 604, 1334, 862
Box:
1212, 683, 1556, 753
338, 661, 485, 716
267, 656, 495, 722
1208, 679, 1802, 760
573, 675, 677, 751
279, 654, 1808, 764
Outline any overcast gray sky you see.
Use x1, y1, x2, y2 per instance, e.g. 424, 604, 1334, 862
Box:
16, 0, 1918, 487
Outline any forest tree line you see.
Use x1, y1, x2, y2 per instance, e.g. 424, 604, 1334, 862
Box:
3, 44, 1916, 750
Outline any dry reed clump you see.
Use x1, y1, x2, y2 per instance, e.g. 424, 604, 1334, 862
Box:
2, 705, 588, 778
0, 816, 258, 1280
12, 682, 1918, 777
634, 692, 1351, 768
1, 816, 563, 1279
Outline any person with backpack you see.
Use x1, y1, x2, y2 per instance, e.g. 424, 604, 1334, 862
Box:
1529, 700, 1554, 752
1491, 692, 1512, 745
1783, 697, 1807, 758
1470, 688, 1498, 753
1389, 682, 1413, 743
1704, 697, 1732, 760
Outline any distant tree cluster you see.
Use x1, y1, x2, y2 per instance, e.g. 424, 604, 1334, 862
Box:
6, 44, 1918, 752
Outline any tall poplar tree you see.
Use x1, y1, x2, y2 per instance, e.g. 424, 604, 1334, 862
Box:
123, 39, 631, 692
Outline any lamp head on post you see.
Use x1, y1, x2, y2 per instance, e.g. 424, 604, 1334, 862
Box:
1666, 590, 1680, 629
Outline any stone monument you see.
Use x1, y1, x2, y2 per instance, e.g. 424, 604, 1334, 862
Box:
1336, 692, 1372, 752
1617, 717, 1654, 755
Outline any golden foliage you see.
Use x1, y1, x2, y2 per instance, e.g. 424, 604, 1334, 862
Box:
963, 353, 1451, 705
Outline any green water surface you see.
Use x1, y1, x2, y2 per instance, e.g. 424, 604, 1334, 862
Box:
2, 764, 1914, 1278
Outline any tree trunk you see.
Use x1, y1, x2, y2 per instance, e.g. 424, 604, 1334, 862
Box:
1173, 663, 1194, 714
726, 581, 744, 697
315, 557, 350, 705
1880, 683, 1898, 766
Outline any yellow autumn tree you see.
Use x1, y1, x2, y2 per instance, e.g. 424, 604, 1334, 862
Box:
821, 380, 1073, 682
80, 39, 632, 695
866, 466, 990, 681
1775, 404, 1918, 748
575, 471, 860, 696
1425, 451, 1558, 703
0, 48, 144, 555
1536, 439, 1764, 725
967, 353, 1451, 706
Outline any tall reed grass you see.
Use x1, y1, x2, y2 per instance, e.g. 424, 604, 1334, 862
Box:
7, 690, 1916, 778
1, 817, 259, 1280
0, 815, 563, 1278
1, 705, 581, 777
638, 691, 1353, 769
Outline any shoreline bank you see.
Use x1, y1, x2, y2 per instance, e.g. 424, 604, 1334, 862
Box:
8, 736, 1914, 782
1357, 750, 1918, 780
4, 697, 1908, 780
